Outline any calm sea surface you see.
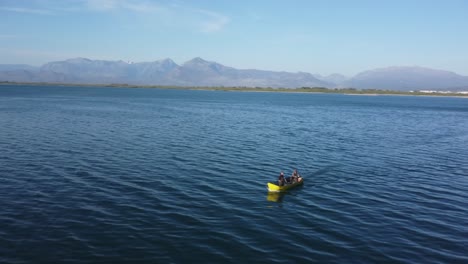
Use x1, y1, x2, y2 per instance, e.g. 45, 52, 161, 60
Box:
1, 85, 467, 263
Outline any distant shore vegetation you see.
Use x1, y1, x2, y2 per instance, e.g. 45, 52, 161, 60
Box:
1, 81, 467, 97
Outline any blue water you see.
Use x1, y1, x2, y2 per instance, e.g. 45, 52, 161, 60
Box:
1, 85, 467, 263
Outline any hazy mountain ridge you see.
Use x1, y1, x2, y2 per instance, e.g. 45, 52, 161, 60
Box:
0, 57, 329, 88
313, 73, 348, 85
0, 64, 38, 71
1, 58, 468, 91
343, 66, 468, 91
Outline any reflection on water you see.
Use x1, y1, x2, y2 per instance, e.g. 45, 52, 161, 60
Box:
266, 192, 286, 202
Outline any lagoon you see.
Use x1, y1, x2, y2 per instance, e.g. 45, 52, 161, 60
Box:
1, 84, 467, 263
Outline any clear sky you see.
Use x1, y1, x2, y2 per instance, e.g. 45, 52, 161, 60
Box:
1, 0, 467, 76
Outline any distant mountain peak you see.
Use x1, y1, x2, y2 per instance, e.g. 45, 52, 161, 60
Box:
190, 57, 206, 62
184, 57, 213, 66
160, 58, 177, 65
65, 57, 92, 63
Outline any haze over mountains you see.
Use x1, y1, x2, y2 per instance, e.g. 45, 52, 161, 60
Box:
1, 57, 468, 91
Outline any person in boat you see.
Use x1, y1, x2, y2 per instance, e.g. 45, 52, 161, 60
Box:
291, 169, 300, 183
278, 171, 285, 186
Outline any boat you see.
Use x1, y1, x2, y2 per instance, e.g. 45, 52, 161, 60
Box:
267, 177, 303, 192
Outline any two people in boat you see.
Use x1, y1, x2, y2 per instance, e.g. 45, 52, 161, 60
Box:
278, 169, 301, 186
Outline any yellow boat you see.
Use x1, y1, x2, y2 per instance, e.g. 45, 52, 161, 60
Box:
267, 177, 304, 192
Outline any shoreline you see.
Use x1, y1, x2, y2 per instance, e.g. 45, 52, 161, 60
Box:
1, 81, 467, 98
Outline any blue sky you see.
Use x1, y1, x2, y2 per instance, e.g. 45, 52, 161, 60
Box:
1, 0, 467, 76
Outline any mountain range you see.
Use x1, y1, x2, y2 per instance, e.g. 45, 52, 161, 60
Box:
1, 57, 468, 91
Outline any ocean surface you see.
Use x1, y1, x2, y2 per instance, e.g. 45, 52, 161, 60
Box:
1, 84, 467, 264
